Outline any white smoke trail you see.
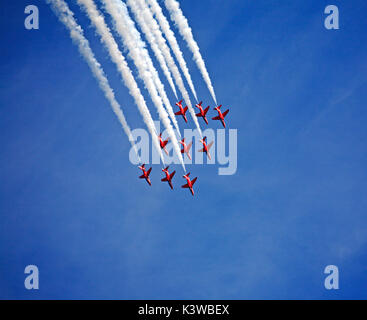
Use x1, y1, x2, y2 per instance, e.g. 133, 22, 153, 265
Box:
165, 0, 217, 105
46, 0, 141, 162
102, 0, 180, 136
75, 0, 165, 165
146, 0, 198, 102
101, 0, 185, 169
127, 0, 202, 137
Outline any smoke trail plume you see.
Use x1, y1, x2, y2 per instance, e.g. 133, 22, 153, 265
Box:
76, 0, 165, 165
165, 0, 217, 105
146, 0, 198, 102
128, 0, 202, 137
101, 0, 185, 169
102, 0, 180, 136
46, 0, 141, 162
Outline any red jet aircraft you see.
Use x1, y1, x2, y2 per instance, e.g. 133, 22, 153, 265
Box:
158, 133, 169, 155
180, 138, 192, 160
138, 164, 152, 186
195, 101, 210, 125
161, 166, 176, 190
181, 172, 197, 196
199, 136, 214, 160
174, 100, 189, 123
212, 105, 229, 128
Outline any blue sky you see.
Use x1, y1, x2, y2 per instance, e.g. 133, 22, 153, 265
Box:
1, 0, 367, 299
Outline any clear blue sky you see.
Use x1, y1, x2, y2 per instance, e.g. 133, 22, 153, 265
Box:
1, 0, 367, 299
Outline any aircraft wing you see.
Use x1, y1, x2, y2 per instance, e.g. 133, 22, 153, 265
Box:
222, 109, 229, 117
147, 167, 152, 176
181, 183, 190, 188
191, 177, 197, 185
212, 115, 221, 120
170, 171, 176, 179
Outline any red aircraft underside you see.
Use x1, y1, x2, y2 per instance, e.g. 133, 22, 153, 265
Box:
212, 105, 229, 128
158, 133, 169, 155
138, 164, 152, 186
174, 100, 189, 123
195, 101, 210, 125
199, 136, 214, 160
181, 172, 197, 196
161, 166, 176, 190
180, 138, 192, 160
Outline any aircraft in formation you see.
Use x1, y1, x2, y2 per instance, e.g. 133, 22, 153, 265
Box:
138, 164, 152, 186
138, 100, 230, 196
212, 105, 230, 128
158, 132, 169, 155
180, 138, 192, 160
198, 136, 214, 160
161, 166, 176, 190
181, 172, 197, 196
195, 101, 210, 125
174, 100, 189, 123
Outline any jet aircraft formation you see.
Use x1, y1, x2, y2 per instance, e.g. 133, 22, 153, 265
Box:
138, 100, 230, 196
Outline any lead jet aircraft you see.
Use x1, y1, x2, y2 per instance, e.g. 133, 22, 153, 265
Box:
180, 138, 192, 160
199, 136, 214, 160
158, 133, 169, 155
212, 105, 229, 128
195, 101, 210, 125
181, 172, 197, 196
161, 166, 176, 190
174, 100, 189, 123
138, 164, 152, 186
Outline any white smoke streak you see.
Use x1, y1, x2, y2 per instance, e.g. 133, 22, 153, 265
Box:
101, 0, 185, 169
165, 0, 217, 105
102, 0, 180, 136
146, 0, 198, 102
76, 0, 165, 165
128, 0, 202, 137
46, 0, 141, 162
